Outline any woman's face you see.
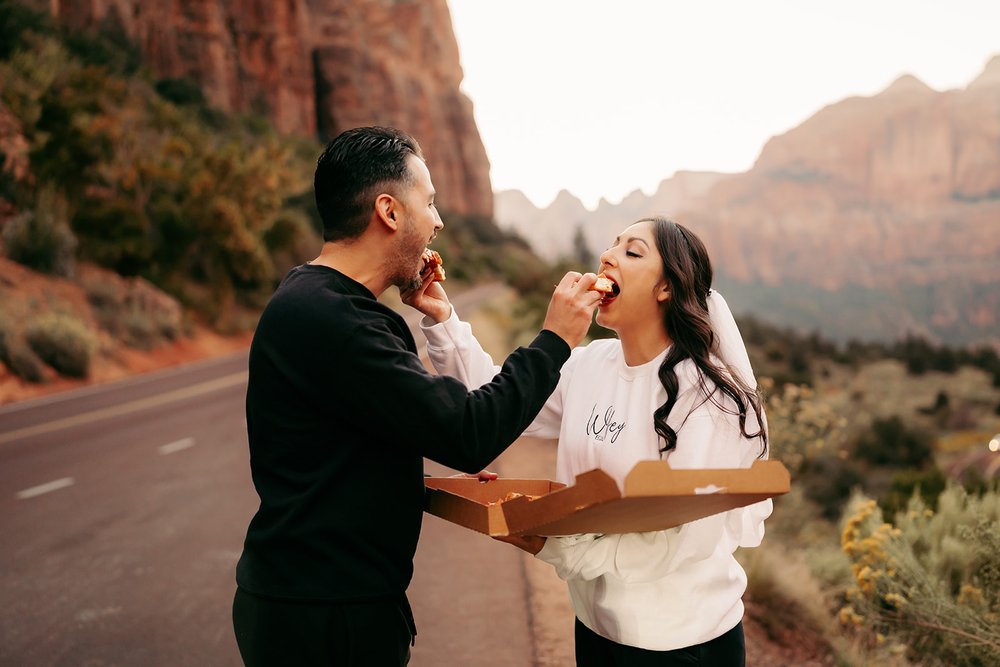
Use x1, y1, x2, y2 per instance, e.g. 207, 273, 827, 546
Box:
595, 220, 670, 334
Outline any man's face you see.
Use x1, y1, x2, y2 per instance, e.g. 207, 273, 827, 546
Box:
388, 154, 443, 290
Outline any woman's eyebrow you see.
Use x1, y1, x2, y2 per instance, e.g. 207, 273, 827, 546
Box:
626, 237, 650, 248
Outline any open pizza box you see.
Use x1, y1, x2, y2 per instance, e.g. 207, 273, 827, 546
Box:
424, 460, 790, 537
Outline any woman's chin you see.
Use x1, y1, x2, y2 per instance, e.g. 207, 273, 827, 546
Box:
594, 312, 616, 331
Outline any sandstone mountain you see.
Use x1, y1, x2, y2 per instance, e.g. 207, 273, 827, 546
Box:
45, 0, 492, 217
497, 58, 1000, 346
496, 170, 729, 262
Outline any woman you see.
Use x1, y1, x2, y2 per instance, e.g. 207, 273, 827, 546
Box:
405, 217, 769, 666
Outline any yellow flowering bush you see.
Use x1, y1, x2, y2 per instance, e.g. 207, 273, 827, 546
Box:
840, 488, 1000, 665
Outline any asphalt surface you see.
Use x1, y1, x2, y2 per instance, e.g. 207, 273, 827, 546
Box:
0, 284, 539, 666
1, 353, 255, 666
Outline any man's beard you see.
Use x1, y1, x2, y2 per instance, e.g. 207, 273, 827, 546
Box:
387, 222, 425, 290
398, 273, 422, 291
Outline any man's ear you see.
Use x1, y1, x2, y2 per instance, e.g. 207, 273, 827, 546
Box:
374, 193, 398, 232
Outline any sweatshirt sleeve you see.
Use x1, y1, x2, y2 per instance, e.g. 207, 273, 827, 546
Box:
536, 384, 771, 583
421, 309, 576, 440
335, 312, 570, 473
422, 310, 502, 388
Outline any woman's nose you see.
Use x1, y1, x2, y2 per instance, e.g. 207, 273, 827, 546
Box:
598, 248, 614, 269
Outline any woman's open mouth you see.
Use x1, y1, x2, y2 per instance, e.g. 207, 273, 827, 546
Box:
600, 279, 621, 305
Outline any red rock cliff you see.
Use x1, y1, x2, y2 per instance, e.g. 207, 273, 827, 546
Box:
49, 0, 493, 217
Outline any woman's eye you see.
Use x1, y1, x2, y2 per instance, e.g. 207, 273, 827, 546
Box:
626, 251, 640, 258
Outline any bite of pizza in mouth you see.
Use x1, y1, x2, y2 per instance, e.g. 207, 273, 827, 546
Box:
592, 274, 621, 301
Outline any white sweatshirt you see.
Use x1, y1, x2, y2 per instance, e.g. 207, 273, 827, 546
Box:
421, 311, 772, 651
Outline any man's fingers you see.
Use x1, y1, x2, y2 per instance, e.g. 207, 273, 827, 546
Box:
557, 271, 583, 291
572, 273, 599, 294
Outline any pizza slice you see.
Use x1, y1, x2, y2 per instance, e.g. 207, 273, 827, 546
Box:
422, 249, 446, 282
591, 273, 618, 295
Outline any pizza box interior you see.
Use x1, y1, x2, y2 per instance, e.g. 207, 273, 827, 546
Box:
424, 460, 790, 537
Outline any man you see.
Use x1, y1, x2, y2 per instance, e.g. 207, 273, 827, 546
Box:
233, 126, 600, 666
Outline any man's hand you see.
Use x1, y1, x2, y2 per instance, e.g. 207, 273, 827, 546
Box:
401, 267, 452, 323
494, 534, 547, 555
541, 272, 602, 348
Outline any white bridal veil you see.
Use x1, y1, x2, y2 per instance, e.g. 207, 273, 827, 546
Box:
706, 289, 756, 390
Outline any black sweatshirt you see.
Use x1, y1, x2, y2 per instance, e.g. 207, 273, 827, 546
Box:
236, 264, 570, 602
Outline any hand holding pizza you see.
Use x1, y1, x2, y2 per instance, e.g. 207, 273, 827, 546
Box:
541, 272, 602, 348
401, 251, 452, 323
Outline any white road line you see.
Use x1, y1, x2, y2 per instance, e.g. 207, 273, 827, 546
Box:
16, 477, 75, 500
159, 437, 196, 455
0, 371, 247, 446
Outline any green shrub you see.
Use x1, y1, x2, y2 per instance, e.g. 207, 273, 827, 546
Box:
879, 466, 947, 516
72, 197, 151, 275
0, 316, 46, 383
0, 0, 56, 60
154, 77, 206, 106
1, 336, 47, 383
1, 187, 77, 277
60, 5, 141, 75
24, 312, 97, 378
0, 150, 20, 206
802, 455, 866, 520
82, 274, 181, 350
853, 416, 934, 468
761, 379, 847, 477
120, 307, 180, 349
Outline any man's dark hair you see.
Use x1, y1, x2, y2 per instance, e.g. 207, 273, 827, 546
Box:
314, 127, 424, 242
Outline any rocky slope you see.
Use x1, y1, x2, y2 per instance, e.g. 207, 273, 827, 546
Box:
47, 0, 492, 217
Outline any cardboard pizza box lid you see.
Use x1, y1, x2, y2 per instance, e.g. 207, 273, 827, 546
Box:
424, 460, 790, 537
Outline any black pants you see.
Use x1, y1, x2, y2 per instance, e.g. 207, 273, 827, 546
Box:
575, 618, 745, 666
232, 587, 414, 666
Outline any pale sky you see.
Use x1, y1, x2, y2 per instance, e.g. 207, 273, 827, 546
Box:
447, 0, 1000, 210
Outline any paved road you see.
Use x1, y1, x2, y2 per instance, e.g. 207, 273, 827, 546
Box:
0, 283, 542, 666
0, 353, 255, 666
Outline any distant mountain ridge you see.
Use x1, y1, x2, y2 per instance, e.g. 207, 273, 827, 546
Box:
496, 57, 1000, 346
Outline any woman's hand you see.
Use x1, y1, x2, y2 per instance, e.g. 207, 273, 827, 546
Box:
400, 266, 452, 323
494, 534, 547, 555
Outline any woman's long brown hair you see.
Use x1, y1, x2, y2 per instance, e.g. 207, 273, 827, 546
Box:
646, 218, 767, 456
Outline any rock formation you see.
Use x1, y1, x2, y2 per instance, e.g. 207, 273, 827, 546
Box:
495, 57, 1000, 345
496, 171, 727, 262
48, 0, 493, 217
